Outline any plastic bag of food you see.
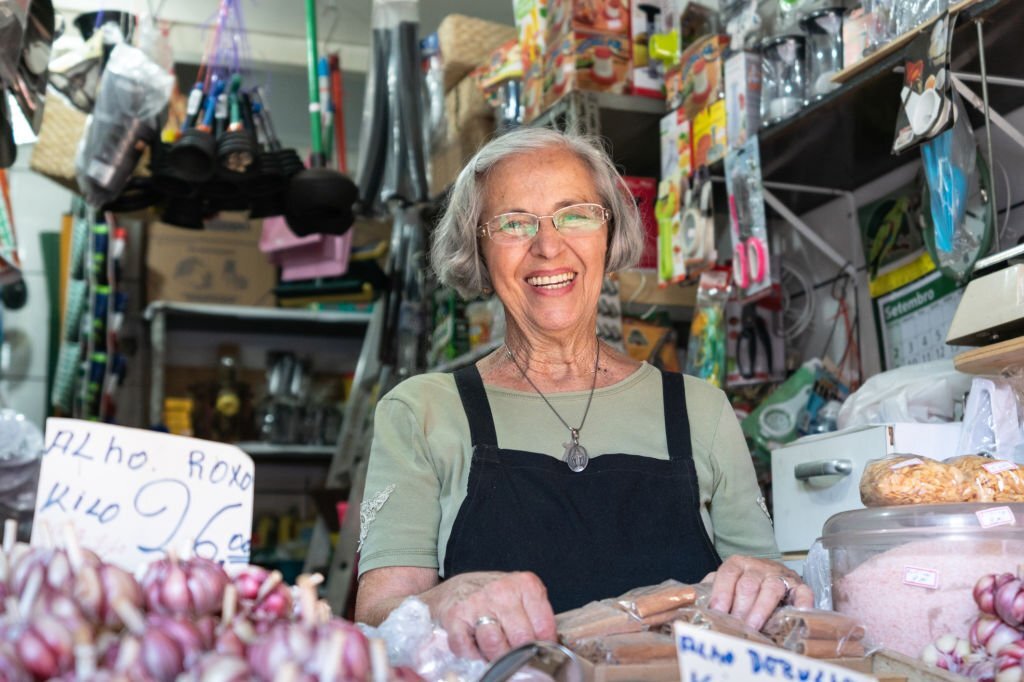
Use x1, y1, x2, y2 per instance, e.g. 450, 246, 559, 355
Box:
761, 607, 868, 658
859, 454, 968, 506
615, 580, 703, 619
573, 632, 677, 664
665, 607, 774, 645
946, 455, 1024, 503
556, 600, 644, 647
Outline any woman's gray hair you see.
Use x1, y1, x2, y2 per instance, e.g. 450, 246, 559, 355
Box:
431, 127, 645, 299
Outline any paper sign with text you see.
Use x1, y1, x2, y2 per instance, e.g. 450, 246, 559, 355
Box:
32, 418, 255, 574
673, 622, 877, 682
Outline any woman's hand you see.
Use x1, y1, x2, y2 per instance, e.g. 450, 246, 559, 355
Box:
421, 571, 557, 662
703, 556, 814, 630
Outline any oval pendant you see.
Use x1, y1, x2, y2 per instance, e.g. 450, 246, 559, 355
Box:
563, 443, 589, 473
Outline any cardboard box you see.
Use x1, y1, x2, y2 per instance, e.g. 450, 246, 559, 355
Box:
147, 213, 276, 307
724, 50, 762, 150
543, 30, 632, 108
631, 0, 667, 98
692, 99, 727, 168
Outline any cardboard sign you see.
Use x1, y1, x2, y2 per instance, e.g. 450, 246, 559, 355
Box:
673, 622, 877, 682
32, 418, 255, 573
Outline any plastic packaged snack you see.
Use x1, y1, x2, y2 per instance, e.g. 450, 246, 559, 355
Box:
615, 579, 701, 619
574, 632, 677, 664
946, 455, 1024, 503
762, 607, 868, 658
664, 607, 774, 645
556, 600, 644, 647
859, 454, 968, 506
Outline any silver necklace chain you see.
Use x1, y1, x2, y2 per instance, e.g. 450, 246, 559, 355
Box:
504, 341, 600, 472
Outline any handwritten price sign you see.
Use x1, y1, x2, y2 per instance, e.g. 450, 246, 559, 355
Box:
673, 623, 876, 682
31, 418, 254, 574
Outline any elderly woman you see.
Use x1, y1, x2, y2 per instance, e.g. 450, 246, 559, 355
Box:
354, 127, 810, 661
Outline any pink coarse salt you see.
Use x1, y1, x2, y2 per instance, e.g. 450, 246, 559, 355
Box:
832, 538, 1024, 658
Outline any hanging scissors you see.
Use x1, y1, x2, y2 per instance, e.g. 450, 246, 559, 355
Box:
736, 302, 772, 379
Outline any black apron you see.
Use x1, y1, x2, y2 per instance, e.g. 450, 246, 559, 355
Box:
444, 365, 722, 613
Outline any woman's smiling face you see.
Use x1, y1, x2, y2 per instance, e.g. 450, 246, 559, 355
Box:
479, 147, 609, 338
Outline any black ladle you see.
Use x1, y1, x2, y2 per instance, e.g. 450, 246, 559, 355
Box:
166, 80, 221, 184
283, 0, 358, 237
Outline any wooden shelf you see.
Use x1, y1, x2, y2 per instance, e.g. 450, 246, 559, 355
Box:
954, 335, 1024, 374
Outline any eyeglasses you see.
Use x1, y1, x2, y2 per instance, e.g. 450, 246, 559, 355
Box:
478, 203, 610, 244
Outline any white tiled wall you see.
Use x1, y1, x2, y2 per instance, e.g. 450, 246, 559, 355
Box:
4, 146, 74, 428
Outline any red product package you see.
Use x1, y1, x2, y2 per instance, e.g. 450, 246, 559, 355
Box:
622, 176, 658, 269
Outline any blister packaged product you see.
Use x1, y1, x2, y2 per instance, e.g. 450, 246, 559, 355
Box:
859, 454, 967, 506
556, 600, 644, 647
665, 607, 775, 644
615, 580, 705, 619
684, 270, 730, 388
761, 607, 869, 659
574, 631, 677, 664
945, 455, 1024, 503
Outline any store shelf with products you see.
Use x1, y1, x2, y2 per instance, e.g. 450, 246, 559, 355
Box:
233, 441, 336, 463
529, 90, 667, 178
145, 300, 372, 435
724, 0, 1024, 216
142, 300, 374, 336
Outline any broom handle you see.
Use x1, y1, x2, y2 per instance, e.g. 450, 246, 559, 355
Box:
305, 0, 325, 165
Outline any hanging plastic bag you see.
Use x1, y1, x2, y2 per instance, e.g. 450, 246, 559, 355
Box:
75, 43, 173, 208
920, 91, 993, 283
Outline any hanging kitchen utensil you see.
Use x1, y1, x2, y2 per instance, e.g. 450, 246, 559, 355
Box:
249, 89, 305, 218
283, 0, 359, 237
7, 0, 54, 135
0, 92, 15, 169
216, 74, 255, 177
355, 26, 389, 208
0, 0, 29, 91
166, 78, 221, 184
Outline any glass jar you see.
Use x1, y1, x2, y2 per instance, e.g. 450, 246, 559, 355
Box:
820, 503, 1024, 658
760, 34, 807, 125
801, 7, 844, 99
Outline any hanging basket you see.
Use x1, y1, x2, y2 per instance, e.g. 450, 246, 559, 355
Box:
29, 92, 87, 192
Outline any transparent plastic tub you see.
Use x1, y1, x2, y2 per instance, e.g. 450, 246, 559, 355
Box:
820, 503, 1024, 659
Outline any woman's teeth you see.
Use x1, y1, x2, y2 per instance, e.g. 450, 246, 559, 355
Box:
527, 273, 576, 288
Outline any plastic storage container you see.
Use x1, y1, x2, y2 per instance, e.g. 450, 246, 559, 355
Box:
820, 503, 1024, 659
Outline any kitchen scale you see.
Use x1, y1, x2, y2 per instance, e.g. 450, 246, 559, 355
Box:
946, 243, 1024, 346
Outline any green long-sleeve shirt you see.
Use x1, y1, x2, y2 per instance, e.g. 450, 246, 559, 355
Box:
358, 362, 779, 578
